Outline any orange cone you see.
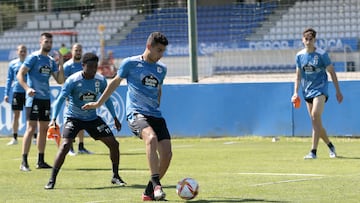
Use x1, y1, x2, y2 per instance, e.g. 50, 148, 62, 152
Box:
292, 96, 301, 109
47, 125, 61, 147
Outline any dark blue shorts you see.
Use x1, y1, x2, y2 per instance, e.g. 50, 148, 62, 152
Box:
26, 98, 50, 121
11, 92, 25, 111
62, 116, 114, 140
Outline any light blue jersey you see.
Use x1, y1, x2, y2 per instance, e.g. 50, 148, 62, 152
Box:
296, 47, 331, 99
22, 50, 58, 104
52, 71, 116, 121
4, 58, 25, 97
63, 59, 82, 79
118, 55, 167, 118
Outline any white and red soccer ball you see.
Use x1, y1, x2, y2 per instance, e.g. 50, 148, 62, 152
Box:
176, 177, 199, 200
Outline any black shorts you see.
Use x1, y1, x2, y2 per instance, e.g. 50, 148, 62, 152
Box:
305, 95, 328, 104
26, 98, 51, 121
62, 117, 114, 140
11, 92, 25, 110
128, 113, 171, 141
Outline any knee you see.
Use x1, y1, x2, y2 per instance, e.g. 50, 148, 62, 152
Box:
167, 150, 173, 161
61, 140, 72, 151
113, 139, 119, 149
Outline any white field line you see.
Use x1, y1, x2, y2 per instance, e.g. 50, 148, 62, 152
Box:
252, 177, 324, 186
235, 172, 326, 187
237, 172, 326, 177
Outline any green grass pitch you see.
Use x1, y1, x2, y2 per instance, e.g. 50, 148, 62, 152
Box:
1, 136, 360, 202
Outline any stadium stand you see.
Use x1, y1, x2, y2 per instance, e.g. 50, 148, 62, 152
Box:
120, 2, 278, 47
0, 9, 137, 50
0, 0, 358, 79
263, 0, 360, 40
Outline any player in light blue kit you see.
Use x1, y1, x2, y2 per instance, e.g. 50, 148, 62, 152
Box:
4, 45, 27, 145
83, 32, 172, 201
17, 32, 65, 171
63, 43, 92, 155
291, 28, 343, 159
5, 45, 38, 146
44, 53, 125, 189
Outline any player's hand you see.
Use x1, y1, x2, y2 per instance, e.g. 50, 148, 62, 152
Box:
114, 117, 122, 131
26, 88, 36, 97
336, 92, 343, 104
82, 102, 98, 110
58, 53, 64, 66
48, 119, 57, 127
291, 94, 299, 103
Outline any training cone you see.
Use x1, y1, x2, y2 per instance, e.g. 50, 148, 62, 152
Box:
47, 125, 61, 147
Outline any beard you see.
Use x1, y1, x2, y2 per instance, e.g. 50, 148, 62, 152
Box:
74, 55, 81, 61
42, 47, 51, 53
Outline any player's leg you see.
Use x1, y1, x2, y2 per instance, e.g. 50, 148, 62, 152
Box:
158, 139, 172, 179
36, 99, 52, 168
77, 130, 93, 154
87, 118, 125, 186
304, 96, 326, 159
8, 92, 24, 145
141, 126, 165, 200
36, 120, 52, 168
45, 118, 79, 189
313, 96, 337, 157
20, 107, 37, 171
155, 118, 172, 179
99, 136, 126, 186
7, 110, 21, 145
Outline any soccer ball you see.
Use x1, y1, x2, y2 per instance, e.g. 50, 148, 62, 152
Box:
176, 178, 199, 200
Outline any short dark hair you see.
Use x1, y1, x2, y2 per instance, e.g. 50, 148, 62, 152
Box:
82, 53, 99, 64
147, 32, 168, 47
41, 32, 53, 38
303, 28, 316, 38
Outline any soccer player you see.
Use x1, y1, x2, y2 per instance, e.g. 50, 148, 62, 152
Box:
63, 43, 92, 155
44, 53, 125, 189
17, 32, 65, 171
291, 28, 343, 159
4, 45, 38, 145
83, 32, 172, 201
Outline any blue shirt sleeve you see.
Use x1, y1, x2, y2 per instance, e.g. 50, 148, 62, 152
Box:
105, 97, 117, 119
4, 62, 14, 97
51, 81, 70, 120
117, 57, 130, 78
322, 52, 332, 67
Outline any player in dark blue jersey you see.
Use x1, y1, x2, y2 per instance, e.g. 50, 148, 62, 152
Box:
44, 53, 125, 189
292, 28, 343, 159
17, 32, 65, 172
83, 32, 171, 201
63, 43, 92, 155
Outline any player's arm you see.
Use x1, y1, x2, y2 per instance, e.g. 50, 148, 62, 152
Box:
82, 75, 122, 110
326, 64, 343, 103
158, 85, 162, 105
291, 67, 301, 102
104, 97, 122, 131
17, 65, 35, 97
4, 64, 14, 102
52, 55, 65, 84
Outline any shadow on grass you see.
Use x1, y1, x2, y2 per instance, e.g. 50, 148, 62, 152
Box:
80, 184, 175, 190
86, 152, 145, 156
192, 198, 289, 203
336, 156, 360, 160
69, 167, 148, 171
